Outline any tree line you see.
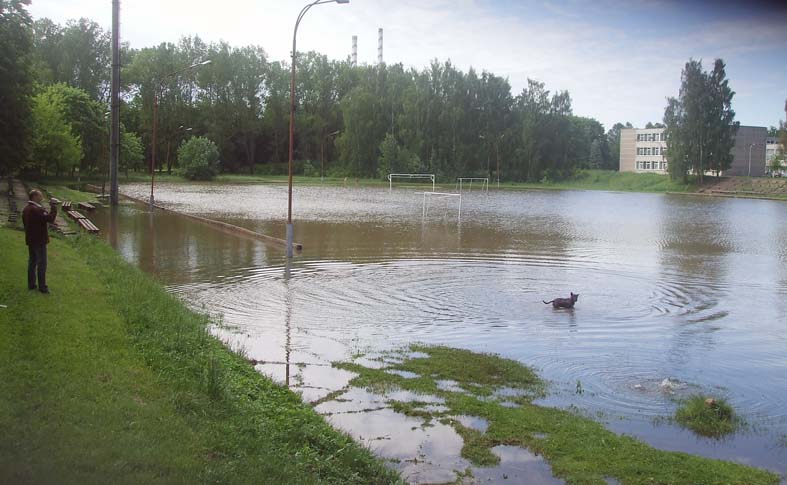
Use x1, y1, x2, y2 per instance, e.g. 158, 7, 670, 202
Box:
1, 4, 631, 182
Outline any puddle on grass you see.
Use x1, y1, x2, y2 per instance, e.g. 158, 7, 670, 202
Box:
436, 379, 464, 393
471, 445, 564, 484
451, 415, 490, 433
386, 369, 421, 379
326, 408, 471, 484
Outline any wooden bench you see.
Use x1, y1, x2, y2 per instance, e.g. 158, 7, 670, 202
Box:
78, 202, 96, 211
77, 218, 100, 233
66, 210, 86, 220
62, 201, 73, 211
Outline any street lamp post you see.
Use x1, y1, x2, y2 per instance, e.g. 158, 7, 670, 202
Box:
321, 130, 340, 183
288, 0, 349, 258
496, 133, 505, 188
150, 60, 211, 209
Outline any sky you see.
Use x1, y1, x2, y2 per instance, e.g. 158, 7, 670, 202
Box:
29, 0, 787, 131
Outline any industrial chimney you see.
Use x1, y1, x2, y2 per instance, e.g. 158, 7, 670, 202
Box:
377, 28, 383, 64
352, 35, 357, 66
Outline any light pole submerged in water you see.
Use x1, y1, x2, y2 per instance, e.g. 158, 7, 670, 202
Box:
287, 0, 349, 258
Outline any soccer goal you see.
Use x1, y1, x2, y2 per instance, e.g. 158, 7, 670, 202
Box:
456, 177, 489, 193
422, 192, 462, 223
388, 173, 435, 191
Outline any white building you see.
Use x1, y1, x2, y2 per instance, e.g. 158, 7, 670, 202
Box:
619, 125, 770, 176
619, 128, 668, 173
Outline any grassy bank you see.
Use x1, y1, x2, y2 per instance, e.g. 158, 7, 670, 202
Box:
496, 169, 695, 193
0, 226, 398, 483
336, 345, 780, 484
38, 169, 698, 194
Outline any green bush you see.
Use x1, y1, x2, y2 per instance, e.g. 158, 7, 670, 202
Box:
178, 136, 219, 180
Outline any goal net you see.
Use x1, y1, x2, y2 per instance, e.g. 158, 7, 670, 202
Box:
456, 177, 489, 193
388, 173, 435, 191
422, 192, 462, 223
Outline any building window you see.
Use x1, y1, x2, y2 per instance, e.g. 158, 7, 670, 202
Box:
660, 133, 666, 141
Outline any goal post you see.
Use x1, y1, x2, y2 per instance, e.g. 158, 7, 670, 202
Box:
456, 177, 489, 193
422, 191, 462, 222
388, 173, 435, 191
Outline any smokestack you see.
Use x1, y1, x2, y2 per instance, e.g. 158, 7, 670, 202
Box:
352, 35, 357, 66
377, 28, 383, 65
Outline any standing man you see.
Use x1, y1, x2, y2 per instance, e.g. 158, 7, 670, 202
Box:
22, 189, 59, 294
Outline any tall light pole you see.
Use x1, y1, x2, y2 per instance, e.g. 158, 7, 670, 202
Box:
748, 143, 757, 177
150, 60, 211, 208
321, 130, 340, 183
496, 133, 505, 188
288, 0, 349, 258
109, 0, 120, 206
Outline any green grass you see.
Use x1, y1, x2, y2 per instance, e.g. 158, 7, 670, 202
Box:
0, 226, 399, 484
335, 345, 779, 485
38, 169, 696, 194
675, 395, 740, 438
495, 169, 696, 193
38, 184, 102, 204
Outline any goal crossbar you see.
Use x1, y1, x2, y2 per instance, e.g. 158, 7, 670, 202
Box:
422, 191, 462, 221
389, 173, 435, 191
456, 177, 489, 193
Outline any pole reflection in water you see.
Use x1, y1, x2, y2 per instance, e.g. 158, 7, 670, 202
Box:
284, 259, 293, 388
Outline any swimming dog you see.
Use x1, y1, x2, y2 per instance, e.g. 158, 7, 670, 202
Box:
543, 292, 579, 309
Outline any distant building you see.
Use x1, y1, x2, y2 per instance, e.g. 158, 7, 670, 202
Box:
619, 125, 769, 176
619, 127, 667, 173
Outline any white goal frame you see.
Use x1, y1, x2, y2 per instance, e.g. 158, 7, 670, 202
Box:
456, 177, 489, 193
388, 173, 435, 191
422, 192, 462, 222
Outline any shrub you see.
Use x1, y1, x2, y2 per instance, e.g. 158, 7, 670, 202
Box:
178, 136, 219, 180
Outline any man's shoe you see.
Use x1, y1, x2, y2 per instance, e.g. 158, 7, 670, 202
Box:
39, 287, 50, 294
28, 286, 37, 290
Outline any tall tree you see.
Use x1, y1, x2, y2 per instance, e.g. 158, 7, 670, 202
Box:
36, 83, 106, 172
0, 0, 34, 174
30, 89, 82, 176
664, 58, 737, 183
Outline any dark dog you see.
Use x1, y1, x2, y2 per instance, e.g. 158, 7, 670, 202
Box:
543, 292, 579, 309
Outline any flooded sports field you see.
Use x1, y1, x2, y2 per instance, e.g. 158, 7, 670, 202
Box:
93, 182, 787, 481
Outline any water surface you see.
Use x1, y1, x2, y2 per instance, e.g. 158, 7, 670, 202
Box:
94, 183, 787, 478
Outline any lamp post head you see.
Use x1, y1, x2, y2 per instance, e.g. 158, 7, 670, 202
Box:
335, 0, 350, 3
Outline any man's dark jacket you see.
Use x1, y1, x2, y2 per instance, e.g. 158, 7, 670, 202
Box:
22, 202, 57, 246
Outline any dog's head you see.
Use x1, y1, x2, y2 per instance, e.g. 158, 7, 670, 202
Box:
570, 292, 579, 302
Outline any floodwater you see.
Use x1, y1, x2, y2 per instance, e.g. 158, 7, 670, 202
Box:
94, 182, 787, 481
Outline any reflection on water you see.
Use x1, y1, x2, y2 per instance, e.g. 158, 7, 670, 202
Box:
94, 184, 787, 477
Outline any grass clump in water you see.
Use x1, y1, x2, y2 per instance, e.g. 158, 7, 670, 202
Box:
335, 345, 779, 485
675, 395, 740, 438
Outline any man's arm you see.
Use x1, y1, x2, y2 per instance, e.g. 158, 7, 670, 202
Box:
44, 204, 57, 223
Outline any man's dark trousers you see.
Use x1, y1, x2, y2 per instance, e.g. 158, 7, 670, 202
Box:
28, 245, 47, 290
